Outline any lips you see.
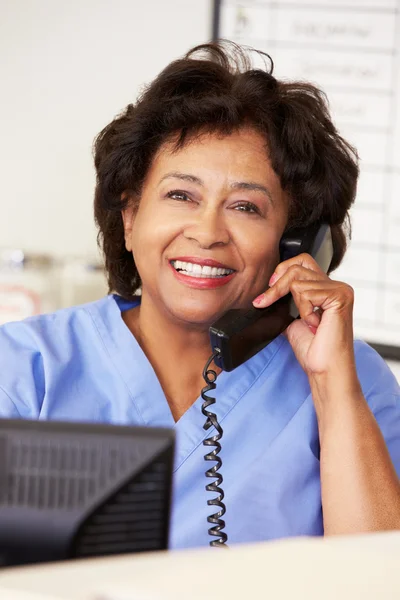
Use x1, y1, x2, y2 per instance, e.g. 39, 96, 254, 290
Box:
168, 256, 236, 289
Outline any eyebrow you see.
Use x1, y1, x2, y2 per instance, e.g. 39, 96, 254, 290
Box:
159, 171, 274, 205
230, 181, 274, 205
159, 171, 203, 185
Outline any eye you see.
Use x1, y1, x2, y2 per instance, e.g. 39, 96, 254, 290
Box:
166, 190, 192, 202
233, 201, 261, 215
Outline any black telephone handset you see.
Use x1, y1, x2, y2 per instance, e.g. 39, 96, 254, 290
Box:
209, 223, 334, 371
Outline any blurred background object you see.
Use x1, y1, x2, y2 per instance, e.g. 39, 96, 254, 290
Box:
0, 249, 57, 323
58, 257, 108, 309
0, 249, 108, 322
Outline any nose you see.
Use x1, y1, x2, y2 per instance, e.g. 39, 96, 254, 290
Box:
183, 207, 230, 249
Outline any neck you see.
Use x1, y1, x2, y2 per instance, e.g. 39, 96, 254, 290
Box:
123, 293, 220, 421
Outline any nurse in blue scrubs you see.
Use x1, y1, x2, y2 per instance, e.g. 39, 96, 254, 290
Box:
1, 42, 399, 547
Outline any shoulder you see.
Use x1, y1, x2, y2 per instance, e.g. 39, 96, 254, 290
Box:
353, 340, 400, 474
259, 336, 400, 414
0, 296, 119, 418
353, 339, 400, 401
0, 295, 115, 352
275, 336, 399, 399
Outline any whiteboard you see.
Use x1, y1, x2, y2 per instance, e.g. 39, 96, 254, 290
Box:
214, 0, 400, 359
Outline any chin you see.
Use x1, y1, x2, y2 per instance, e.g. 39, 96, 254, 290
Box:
165, 298, 229, 329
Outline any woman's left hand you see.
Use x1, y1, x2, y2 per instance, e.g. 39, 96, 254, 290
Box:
253, 253, 357, 379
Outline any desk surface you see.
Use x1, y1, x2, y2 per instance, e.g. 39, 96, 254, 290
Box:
0, 532, 399, 600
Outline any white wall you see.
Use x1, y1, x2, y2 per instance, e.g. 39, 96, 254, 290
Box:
0, 0, 212, 259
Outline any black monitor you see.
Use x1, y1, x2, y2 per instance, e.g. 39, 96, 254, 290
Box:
0, 419, 175, 567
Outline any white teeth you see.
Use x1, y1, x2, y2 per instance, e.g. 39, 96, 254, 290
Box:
192, 263, 202, 275
171, 260, 234, 278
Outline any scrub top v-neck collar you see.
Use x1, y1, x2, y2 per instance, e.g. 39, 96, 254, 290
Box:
88, 294, 284, 469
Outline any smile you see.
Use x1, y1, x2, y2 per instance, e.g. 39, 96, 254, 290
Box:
169, 258, 236, 290
170, 260, 235, 279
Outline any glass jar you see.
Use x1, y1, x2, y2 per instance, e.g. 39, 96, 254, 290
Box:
0, 249, 58, 324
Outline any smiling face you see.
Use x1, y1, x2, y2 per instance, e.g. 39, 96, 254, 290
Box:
122, 127, 288, 328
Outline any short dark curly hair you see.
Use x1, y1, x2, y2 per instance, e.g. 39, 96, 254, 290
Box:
94, 41, 358, 300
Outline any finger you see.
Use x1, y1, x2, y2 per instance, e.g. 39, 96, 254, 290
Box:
274, 252, 326, 280
291, 281, 354, 314
253, 264, 328, 308
254, 279, 353, 330
287, 281, 354, 325
288, 281, 325, 328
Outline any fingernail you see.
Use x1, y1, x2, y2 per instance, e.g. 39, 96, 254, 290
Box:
253, 294, 264, 306
269, 273, 278, 286
308, 325, 318, 335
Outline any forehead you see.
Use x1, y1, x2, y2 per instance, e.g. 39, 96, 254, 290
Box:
146, 128, 281, 187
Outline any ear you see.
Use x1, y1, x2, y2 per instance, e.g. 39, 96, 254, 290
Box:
121, 193, 136, 253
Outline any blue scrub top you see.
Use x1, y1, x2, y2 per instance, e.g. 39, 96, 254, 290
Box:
0, 294, 399, 549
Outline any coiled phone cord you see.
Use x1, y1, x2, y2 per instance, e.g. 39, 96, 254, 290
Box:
201, 350, 228, 547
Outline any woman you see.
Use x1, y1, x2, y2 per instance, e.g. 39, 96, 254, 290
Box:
0, 42, 399, 549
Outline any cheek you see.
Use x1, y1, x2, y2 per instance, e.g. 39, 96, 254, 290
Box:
130, 209, 178, 269
253, 250, 279, 284
239, 228, 281, 275
130, 205, 157, 248
129, 212, 156, 274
